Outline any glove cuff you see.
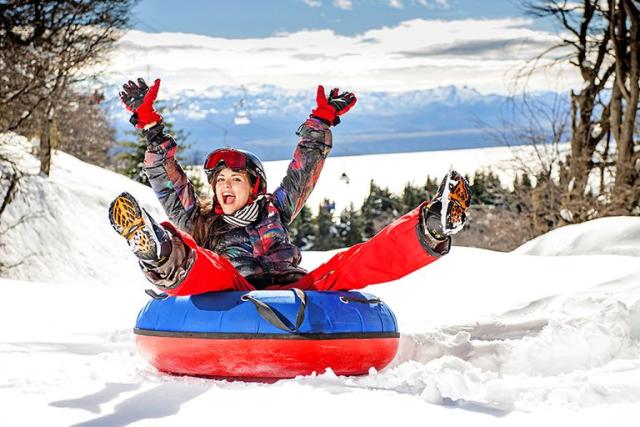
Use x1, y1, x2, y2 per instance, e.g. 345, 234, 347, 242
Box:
311, 104, 338, 126
310, 115, 335, 126
143, 123, 167, 146
130, 112, 163, 129
421, 202, 448, 241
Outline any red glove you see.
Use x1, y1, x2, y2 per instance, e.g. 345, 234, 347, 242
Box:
119, 78, 162, 129
311, 85, 357, 126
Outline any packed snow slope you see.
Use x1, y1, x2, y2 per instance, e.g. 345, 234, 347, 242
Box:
1, 134, 640, 426
515, 216, 640, 257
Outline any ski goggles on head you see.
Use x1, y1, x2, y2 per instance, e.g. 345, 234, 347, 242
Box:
203, 149, 249, 178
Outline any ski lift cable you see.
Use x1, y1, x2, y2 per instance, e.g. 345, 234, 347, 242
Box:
219, 82, 318, 143
135, 18, 164, 34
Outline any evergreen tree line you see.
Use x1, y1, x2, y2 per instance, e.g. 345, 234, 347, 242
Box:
286, 172, 518, 250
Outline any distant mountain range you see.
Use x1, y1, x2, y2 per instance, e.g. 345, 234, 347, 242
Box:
106, 85, 563, 162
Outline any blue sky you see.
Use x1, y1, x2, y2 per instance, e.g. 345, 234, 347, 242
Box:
131, 0, 544, 38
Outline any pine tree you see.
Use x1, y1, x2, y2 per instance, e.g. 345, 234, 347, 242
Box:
471, 171, 508, 207
115, 103, 191, 187
183, 165, 209, 199
425, 175, 439, 199
289, 204, 317, 250
360, 180, 400, 238
400, 181, 427, 214
313, 199, 339, 250
116, 130, 148, 184
338, 203, 365, 247
510, 172, 533, 214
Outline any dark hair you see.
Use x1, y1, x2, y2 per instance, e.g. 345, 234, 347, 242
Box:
191, 198, 234, 249
191, 199, 214, 246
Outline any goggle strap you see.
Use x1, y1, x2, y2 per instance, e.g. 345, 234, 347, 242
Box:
251, 176, 261, 197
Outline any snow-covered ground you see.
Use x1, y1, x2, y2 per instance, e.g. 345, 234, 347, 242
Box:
1, 133, 640, 426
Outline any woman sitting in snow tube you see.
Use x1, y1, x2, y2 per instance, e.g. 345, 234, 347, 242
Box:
109, 78, 472, 378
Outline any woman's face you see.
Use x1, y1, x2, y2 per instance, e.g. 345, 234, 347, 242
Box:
214, 167, 252, 215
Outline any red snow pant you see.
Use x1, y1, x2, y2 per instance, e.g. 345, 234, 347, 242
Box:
160, 206, 444, 296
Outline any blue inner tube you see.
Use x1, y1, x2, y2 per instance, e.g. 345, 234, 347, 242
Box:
135, 290, 398, 337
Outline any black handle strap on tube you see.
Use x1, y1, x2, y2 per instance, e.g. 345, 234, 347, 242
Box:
242, 288, 307, 333
339, 295, 381, 305
145, 289, 169, 300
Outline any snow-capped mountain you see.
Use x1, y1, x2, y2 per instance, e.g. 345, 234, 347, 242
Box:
106, 85, 559, 162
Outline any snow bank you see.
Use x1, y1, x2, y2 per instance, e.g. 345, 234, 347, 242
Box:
381, 269, 640, 411
515, 216, 640, 257
0, 132, 166, 286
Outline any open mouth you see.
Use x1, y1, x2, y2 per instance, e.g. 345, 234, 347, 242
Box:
222, 194, 236, 205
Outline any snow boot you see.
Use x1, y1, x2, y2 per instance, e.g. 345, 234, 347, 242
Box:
109, 192, 171, 264
422, 169, 471, 240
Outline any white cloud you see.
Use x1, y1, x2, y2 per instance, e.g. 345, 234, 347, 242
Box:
416, 0, 449, 6
107, 18, 578, 96
333, 0, 353, 10
389, 0, 404, 8
303, 0, 322, 7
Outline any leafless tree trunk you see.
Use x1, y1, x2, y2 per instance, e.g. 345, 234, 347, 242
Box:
560, 1, 614, 221
0, 163, 21, 220
0, 146, 26, 273
609, 0, 640, 213
39, 103, 52, 175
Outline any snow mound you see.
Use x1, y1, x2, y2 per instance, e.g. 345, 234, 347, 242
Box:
514, 216, 640, 257
0, 132, 166, 286
377, 269, 640, 411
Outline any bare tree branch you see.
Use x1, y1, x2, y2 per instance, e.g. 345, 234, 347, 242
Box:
0, 0, 134, 174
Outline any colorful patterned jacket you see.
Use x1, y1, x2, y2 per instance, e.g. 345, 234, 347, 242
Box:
143, 118, 331, 288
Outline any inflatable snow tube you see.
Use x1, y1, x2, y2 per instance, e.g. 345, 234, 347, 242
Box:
134, 289, 399, 379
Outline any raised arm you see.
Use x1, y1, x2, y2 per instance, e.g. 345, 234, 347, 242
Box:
119, 78, 198, 233
272, 85, 357, 225
143, 125, 198, 233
